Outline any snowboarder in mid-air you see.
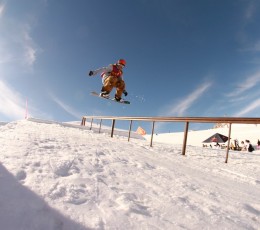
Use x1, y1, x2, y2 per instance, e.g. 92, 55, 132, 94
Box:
88, 59, 128, 102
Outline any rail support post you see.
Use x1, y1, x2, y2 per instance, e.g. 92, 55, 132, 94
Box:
90, 118, 93, 130
99, 119, 102, 133
128, 120, 133, 142
225, 123, 232, 163
182, 122, 189, 155
81, 117, 86, 126
150, 121, 155, 147
111, 119, 115, 138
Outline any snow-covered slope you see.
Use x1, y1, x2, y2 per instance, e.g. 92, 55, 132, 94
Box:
0, 119, 259, 229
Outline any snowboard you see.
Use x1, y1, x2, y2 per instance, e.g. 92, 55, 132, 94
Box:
90, 91, 130, 104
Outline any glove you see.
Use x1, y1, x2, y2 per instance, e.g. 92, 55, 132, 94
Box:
89, 71, 94, 76
123, 90, 128, 97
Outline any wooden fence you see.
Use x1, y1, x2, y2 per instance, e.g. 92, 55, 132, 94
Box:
81, 116, 260, 163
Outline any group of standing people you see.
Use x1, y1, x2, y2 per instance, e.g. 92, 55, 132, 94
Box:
239, 139, 259, 152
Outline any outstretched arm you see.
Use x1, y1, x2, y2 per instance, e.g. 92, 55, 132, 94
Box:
89, 65, 113, 76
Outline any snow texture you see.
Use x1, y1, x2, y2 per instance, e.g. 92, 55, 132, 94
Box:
0, 119, 259, 230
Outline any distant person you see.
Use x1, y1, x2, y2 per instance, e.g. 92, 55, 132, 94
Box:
245, 140, 254, 152
240, 141, 247, 151
234, 139, 239, 149
230, 142, 235, 150
89, 59, 128, 102
215, 142, 220, 148
257, 139, 260, 150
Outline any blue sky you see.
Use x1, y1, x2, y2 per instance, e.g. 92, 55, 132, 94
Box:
1, 0, 260, 132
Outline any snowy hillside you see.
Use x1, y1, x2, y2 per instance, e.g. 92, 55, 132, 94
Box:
146, 123, 260, 148
0, 119, 259, 230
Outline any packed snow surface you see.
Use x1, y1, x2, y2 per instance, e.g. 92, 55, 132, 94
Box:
0, 119, 259, 230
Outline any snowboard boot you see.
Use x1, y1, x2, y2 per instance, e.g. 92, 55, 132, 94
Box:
114, 95, 122, 102
100, 91, 109, 98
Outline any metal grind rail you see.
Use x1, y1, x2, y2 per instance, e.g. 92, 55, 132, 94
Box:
81, 116, 260, 163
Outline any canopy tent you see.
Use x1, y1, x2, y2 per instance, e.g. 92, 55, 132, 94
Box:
202, 133, 229, 143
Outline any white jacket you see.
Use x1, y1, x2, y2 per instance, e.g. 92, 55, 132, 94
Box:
91, 64, 114, 76
92, 64, 124, 84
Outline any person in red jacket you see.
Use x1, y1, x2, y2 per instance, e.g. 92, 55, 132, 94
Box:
89, 59, 128, 102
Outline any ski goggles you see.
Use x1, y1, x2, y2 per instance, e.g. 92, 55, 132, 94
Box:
117, 63, 125, 68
